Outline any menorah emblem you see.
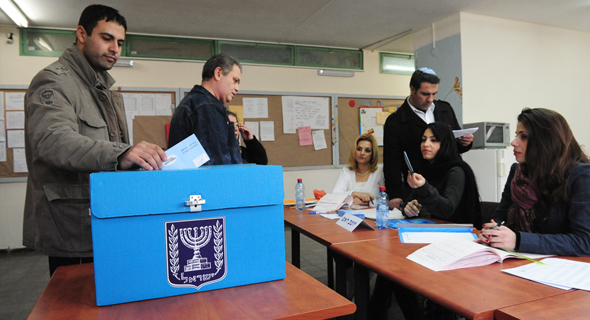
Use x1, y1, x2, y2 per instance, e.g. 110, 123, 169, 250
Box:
180, 226, 212, 272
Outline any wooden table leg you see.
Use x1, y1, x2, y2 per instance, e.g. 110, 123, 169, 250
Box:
292, 229, 300, 268
354, 263, 369, 320
327, 249, 334, 289
333, 251, 348, 299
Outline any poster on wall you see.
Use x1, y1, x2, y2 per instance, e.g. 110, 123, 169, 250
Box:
359, 107, 384, 146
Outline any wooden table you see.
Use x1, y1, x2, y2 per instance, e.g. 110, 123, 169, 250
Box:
284, 207, 398, 291
495, 285, 590, 320
27, 262, 356, 320
331, 236, 575, 320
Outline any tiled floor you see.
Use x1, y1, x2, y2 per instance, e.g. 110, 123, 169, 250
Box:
0, 226, 403, 320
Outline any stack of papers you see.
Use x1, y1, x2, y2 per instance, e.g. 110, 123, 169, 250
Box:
283, 198, 318, 206
407, 237, 552, 272
503, 258, 590, 290
312, 194, 353, 212
399, 224, 475, 243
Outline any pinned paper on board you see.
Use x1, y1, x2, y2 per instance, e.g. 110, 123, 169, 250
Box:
244, 121, 259, 139
260, 121, 275, 141
6, 130, 24, 148
13, 148, 27, 173
5, 92, 25, 110
312, 130, 327, 150
376, 111, 390, 125
359, 107, 384, 146
243, 98, 268, 118
298, 126, 312, 146
5, 111, 24, 129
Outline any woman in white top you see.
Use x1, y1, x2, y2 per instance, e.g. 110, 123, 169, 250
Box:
332, 133, 385, 206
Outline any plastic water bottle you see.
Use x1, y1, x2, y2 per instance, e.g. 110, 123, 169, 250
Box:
376, 186, 389, 229
295, 179, 305, 210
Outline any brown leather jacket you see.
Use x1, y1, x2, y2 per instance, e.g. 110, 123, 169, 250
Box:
23, 45, 130, 257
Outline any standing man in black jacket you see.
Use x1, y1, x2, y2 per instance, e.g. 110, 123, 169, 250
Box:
383, 68, 473, 209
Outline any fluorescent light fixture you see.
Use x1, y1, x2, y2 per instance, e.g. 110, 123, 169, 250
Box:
383, 65, 415, 72
0, 0, 28, 27
34, 37, 52, 51
317, 69, 354, 77
114, 59, 134, 67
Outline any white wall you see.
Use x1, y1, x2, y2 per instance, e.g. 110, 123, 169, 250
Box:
460, 12, 590, 152
0, 25, 410, 249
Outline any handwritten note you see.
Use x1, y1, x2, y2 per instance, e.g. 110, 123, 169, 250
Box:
282, 96, 329, 133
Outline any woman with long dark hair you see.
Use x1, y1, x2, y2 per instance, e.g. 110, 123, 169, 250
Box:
369, 122, 481, 320
480, 108, 590, 256
403, 121, 481, 225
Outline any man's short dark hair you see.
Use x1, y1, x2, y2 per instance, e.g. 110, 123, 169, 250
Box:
202, 54, 242, 82
78, 4, 127, 37
410, 69, 440, 91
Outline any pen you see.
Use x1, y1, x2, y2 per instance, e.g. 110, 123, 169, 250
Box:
309, 211, 331, 214
370, 199, 374, 206
492, 221, 505, 230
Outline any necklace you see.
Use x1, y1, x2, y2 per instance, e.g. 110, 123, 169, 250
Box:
356, 170, 370, 176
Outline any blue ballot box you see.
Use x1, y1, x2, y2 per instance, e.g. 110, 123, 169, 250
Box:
89, 164, 285, 306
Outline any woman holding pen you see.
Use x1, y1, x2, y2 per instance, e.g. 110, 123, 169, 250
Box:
402, 122, 481, 224
331, 133, 384, 207
479, 108, 590, 256
370, 122, 481, 320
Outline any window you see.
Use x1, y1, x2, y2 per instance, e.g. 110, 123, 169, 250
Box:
380, 53, 414, 75
218, 41, 293, 65
296, 47, 363, 70
20, 28, 75, 57
125, 35, 213, 60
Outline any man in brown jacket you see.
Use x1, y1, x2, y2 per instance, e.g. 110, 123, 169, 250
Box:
23, 4, 166, 276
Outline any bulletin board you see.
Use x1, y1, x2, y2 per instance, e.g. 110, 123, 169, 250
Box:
337, 97, 404, 166
115, 89, 177, 149
0, 89, 28, 179
228, 94, 333, 167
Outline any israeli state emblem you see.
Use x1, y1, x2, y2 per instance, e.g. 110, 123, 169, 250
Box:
165, 217, 227, 289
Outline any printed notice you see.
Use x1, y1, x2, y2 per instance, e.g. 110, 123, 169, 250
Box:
139, 94, 156, 115
5, 92, 25, 110
243, 98, 268, 118
0, 91, 5, 116
260, 121, 275, 141
244, 121, 259, 139
126, 112, 135, 145
155, 94, 173, 115
13, 148, 28, 172
312, 130, 327, 150
0, 119, 5, 142
7, 130, 25, 148
6, 111, 24, 129
163, 134, 210, 170
122, 93, 139, 116
0, 142, 6, 162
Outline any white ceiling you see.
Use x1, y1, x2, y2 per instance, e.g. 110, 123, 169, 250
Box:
1, 0, 590, 53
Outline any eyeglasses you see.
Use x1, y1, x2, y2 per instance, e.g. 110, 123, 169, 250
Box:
356, 147, 372, 153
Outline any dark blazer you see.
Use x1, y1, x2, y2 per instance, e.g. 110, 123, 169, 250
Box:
383, 99, 472, 200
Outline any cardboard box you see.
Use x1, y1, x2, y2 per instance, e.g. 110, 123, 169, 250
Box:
90, 165, 285, 306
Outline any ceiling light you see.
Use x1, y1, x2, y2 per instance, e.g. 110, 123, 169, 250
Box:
0, 0, 29, 27
317, 69, 354, 77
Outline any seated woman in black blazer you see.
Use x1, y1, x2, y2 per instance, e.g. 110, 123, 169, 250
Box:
369, 122, 481, 320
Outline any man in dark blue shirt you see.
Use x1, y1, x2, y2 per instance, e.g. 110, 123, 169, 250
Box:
168, 54, 242, 165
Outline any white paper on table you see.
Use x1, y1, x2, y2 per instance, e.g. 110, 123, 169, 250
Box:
401, 232, 477, 244
163, 134, 210, 170
453, 127, 478, 138
244, 121, 259, 139
260, 121, 275, 141
313, 193, 353, 212
243, 98, 268, 118
360, 208, 404, 220
5, 92, 25, 110
0, 142, 6, 162
320, 213, 341, 220
139, 94, 156, 115
282, 96, 295, 134
503, 258, 590, 291
312, 130, 327, 150
125, 112, 135, 145
13, 147, 28, 172
6, 130, 25, 148
155, 94, 173, 115
6, 111, 24, 129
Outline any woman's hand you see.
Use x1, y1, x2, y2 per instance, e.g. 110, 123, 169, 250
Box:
389, 198, 403, 210
239, 123, 254, 141
403, 199, 422, 217
351, 192, 374, 206
477, 219, 517, 250
407, 171, 426, 188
